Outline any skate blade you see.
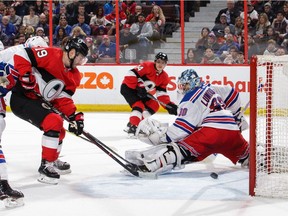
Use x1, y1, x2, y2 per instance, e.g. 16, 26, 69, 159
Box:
4, 197, 24, 208
54, 168, 72, 175
37, 174, 59, 185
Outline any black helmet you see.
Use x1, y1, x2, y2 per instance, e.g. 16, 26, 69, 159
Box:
155, 52, 168, 62
64, 37, 88, 56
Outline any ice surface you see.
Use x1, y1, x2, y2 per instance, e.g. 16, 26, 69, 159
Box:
1, 112, 288, 216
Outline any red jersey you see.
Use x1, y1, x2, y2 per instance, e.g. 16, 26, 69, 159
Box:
13, 47, 81, 117
122, 61, 172, 105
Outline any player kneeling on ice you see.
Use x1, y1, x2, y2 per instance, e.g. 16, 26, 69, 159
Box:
120, 52, 178, 137
125, 69, 249, 175
10, 37, 88, 185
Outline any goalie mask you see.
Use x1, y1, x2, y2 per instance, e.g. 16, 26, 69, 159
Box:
177, 69, 202, 96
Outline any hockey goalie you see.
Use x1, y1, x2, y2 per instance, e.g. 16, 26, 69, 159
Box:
125, 69, 249, 176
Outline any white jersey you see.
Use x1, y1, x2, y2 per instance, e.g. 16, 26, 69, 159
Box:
0, 44, 25, 65
211, 84, 241, 116
165, 84, 239, 143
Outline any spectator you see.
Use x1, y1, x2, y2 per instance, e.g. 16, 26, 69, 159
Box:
18, 33, 26, 44
240, 2, 258, 27
145, 5, 166, 40
236, 51, 245, 64
54, 16, 72, 38
206, 31, 221, 54
34, 0, 45, 16
130, 13, 153, 61
216, 33, 240, 60
12, 0, 29, 17
36, 13, 49, 36
71, 14, 91, 36
271, 11, 287, 40
239, 34, 260, 61
283, 2, 288, 20
15, 25, 26, 39
212, 13, 230, 39
104, 4, 127, 26
106, 22, 116, 36
22, 6, 39, 29
263, 2, 275, 24
66, 0, 80, 25
70, 26, 86, 40
234, 16, 244, 37
85, 36, 98, 63
215, 0, 240, 25
24, 25, 35, 39
122, 0, 136, 19
103, 0, 115, 16
84, 0, 99, 18
119, 23, 138, 63
70, 3, 91, 25
0, 16, 16, 45
53, 26, 67, 47
195, 27, 210, 60
8, 6, 22, 31
200, 47, 222, 64
223, 45, 239, 64
92, 25, 108, 37
0, 26, 9, 46
90, 7, 105, 35
53, 4, 70, 29
253, 13, 271, 42
35, 26, 49, 44
98, 34, 116, 59
126, 4, 142, 24
185, 48, 197, 64
263, 39, 278, 55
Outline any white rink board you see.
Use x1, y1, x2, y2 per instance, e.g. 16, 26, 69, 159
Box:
75, 65, 250, 106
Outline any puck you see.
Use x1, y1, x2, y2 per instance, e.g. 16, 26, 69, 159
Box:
210, 172, 218, 179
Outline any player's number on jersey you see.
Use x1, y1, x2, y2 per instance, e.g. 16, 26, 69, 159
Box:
36, 49, 48, 58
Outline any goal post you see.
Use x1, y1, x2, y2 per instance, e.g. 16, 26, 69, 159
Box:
250, 55, 288, 198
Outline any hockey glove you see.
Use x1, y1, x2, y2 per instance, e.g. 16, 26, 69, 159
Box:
68, 112, 84, 136
136, 86, 147, 98
19, 72, 36, 90
166, 103, 178, 115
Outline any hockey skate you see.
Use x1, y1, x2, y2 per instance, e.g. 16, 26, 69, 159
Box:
238, 154, 249, 168
0, 180, 24, 208
53, 159, 71, 175
38, 159, 60, 185
124, 122, 138, 138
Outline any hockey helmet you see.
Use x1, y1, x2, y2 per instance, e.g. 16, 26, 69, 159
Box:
64, 37, 88, 57
177, 69, 202, 94
24, 36, 48, 48
155, 52, 168, 62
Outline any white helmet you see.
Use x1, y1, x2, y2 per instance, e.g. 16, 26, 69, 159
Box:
24, 36, 48, 48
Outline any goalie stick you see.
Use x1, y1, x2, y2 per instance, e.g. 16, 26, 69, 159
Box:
33, 91, 157, 179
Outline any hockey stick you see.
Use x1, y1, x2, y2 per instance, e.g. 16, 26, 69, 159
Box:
146, 93, 173, 109
33, 91, 156, 179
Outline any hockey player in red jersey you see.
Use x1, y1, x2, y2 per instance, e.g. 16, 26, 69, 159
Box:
9, 37, 88, 185
120, 52, 178, 137
124, 69, 249, 175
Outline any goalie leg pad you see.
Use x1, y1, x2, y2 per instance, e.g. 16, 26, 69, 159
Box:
125, 143, 184, 175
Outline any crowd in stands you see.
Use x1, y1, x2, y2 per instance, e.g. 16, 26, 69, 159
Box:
0, 0, 182, 64
191, 0, 288, 64
1, 0, 287, 65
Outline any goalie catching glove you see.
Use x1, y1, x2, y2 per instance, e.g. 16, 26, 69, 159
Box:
136, 118, 168, 145
68, 112, 84, 135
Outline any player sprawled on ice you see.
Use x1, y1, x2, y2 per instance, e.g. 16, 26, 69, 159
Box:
124, 69, 249, 176
9, 37, 88, 185
120, 52, 178, 137
0, 36, 48, 208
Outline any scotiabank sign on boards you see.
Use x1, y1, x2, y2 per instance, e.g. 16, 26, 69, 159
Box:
74, 65, 250, 106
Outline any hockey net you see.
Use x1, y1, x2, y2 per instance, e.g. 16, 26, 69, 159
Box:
250, 55, 288, 198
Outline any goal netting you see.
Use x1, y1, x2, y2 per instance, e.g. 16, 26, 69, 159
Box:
250, 55, 288, 198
